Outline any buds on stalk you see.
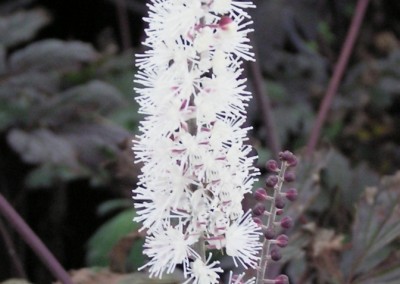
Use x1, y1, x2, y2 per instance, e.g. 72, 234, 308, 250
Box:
252, 150, 298, 284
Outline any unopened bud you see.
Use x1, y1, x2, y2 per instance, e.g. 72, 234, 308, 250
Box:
280, 216, 293, 229
266, 159, 279, 172
254, 188, 267, 201
285, 188, 298, 201
252, 203, 266, 216
284, 172, 295, 182
276, 234, 289, 247
279, 150, 294, 162
275, 274, 289, 284
275, 196, 285, 209
266, 175, 279, 188
253, 217, 263, 226
263, 228, 276, 240
270, 248, 282, 261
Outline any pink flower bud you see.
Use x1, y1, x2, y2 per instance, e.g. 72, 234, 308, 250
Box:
284, 172, 295, 182
275, 274, 289, 284
280, 216, 293, 229
266, 175, 279, 188
276, 234, 289, 247
266, 159, 279, 172
253, 217, 263, 226
270, 248, 282, 261
254, 188, 267, 201
263, 228, 276, 240
252, 203, 266, 216
285, 188, 298, 201
275, 195, 285, 209
218, 16, 233, 30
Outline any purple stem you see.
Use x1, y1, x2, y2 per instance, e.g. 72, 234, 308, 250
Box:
0, 193, 73, 284
306, 0, 370, 157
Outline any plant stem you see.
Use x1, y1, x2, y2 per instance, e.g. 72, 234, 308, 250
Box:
248, 34, 281, 159
0, 218, 26, 278
0, 193, 73, 284
115, 0, 132, 50
306, 0, 370, 157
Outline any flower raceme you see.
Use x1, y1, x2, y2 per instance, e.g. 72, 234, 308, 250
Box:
133, 0, 261, 282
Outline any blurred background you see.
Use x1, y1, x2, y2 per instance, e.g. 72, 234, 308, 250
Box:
1, 0, 400, 283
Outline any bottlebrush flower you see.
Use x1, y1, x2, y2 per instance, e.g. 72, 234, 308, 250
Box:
140, 222, 198, 278
184, 254, 223, 284
133, 0, 260, 280
224, 210, 263, 268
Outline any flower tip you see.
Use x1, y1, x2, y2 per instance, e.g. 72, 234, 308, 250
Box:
219, 16, 234, 30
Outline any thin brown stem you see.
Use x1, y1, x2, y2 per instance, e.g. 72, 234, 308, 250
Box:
0, 218, 26, 278
115, 0, 132, 51
0, 193, 73, 284
248, 34, 281, 158
306, 0, 370, 157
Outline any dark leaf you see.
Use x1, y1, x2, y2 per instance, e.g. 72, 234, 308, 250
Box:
0, 9, 50, 48
9, 39, 98, 72
60, 80, 125, 114
323, 149, 379, 209
30, 80, 125, 127
358, 261, 400, 284
273, 102, 314, 146
60, 122, 131, 169
341, 172, 400, 281
6, 128, 80, 167
1, 71, 61, 98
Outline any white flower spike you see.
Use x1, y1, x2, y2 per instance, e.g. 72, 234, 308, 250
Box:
133, 0, 261, 281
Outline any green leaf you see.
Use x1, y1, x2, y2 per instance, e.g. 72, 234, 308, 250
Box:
25, 163, 90, 188
97, 199, 132, 216
86, 209, 139, 267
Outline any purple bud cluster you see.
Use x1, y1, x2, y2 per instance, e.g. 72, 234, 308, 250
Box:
253, 150, 298, 284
